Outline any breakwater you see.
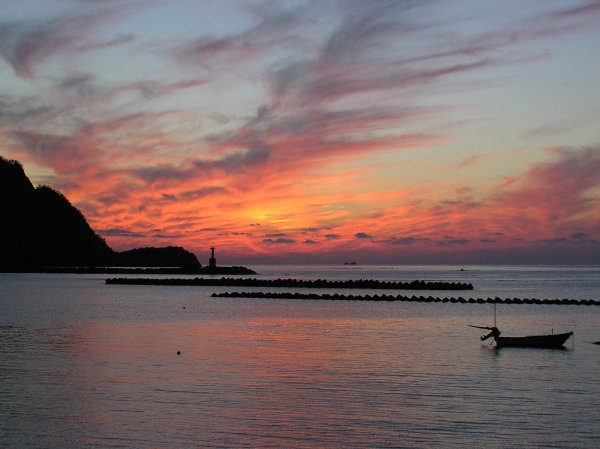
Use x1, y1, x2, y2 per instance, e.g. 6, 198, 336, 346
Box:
105, 277, 473, 290
211, 291, 600, 305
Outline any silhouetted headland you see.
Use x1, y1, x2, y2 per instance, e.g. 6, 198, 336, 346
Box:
1, 156, 112, 271
0, 156, 253, 274
114, 246, 200, 270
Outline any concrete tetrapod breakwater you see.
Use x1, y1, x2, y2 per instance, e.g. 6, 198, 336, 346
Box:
211, 291, 600, 305
105, 277, 474, 290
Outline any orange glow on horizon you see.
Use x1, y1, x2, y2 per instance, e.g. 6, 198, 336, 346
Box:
2, 1, 600, 263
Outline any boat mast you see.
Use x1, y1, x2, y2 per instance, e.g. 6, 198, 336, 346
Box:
494, 303, 497, 328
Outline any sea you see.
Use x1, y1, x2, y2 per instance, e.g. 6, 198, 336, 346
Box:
1, 265, 599, 449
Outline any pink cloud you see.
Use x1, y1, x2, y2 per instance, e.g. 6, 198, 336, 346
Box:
2, 1, 599, 264
175, 2, 307, 72
0, 3, 146, 79
455, 154, 493, 170
283, 146, 599, 262
75, 34, 136, 52
488, 146, 600, 236
548, 0, 600, 18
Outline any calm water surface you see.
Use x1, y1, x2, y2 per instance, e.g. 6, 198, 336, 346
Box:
1, 265, 599, 448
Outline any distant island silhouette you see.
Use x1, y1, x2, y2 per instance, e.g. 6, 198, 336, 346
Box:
0, 156, 254, 274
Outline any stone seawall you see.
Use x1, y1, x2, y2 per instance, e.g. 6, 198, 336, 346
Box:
211, 291, 600, 305
105, 277, 473, 290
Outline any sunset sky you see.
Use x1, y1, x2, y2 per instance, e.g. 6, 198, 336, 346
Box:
1, 0, 599, 264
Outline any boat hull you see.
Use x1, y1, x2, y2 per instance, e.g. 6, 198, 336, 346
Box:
496, 332, 573, 348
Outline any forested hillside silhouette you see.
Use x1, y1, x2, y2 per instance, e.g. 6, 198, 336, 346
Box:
114, 247, 201, 269
0, 156, 200, 272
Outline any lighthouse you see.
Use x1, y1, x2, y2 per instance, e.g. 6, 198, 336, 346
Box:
209, 246, 216, 268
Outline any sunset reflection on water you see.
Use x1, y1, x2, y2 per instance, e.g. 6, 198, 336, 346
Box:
1, 270, 599, 448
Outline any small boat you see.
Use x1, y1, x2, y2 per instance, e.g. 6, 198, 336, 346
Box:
496, 332, 573, 348
470, 325, 573, 349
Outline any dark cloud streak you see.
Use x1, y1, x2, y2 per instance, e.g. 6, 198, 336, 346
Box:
0, 3, 145, 79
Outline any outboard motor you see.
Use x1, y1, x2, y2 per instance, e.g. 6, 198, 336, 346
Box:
481, 327, 501, 341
